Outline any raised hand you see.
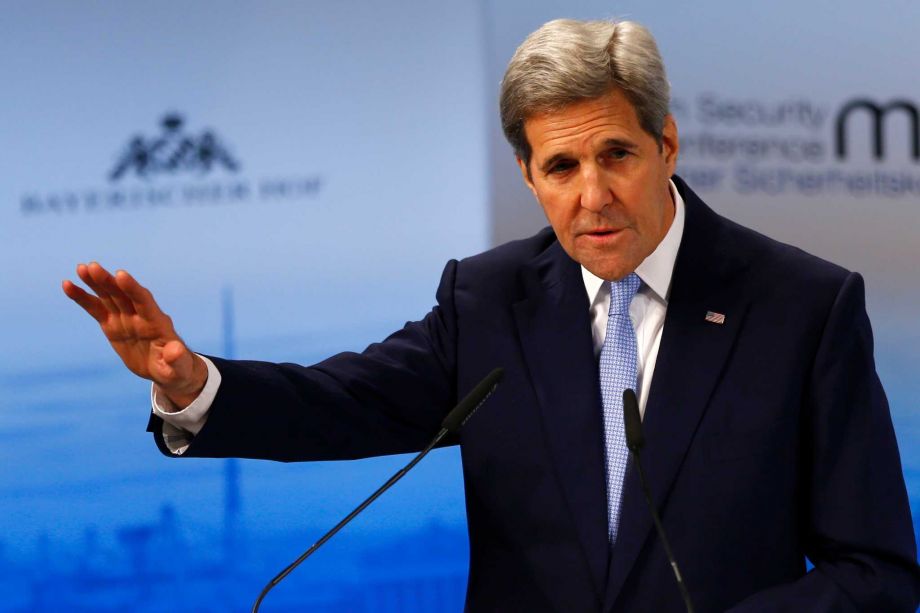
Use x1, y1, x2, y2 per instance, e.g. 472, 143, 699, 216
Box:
62, 262, 207, 408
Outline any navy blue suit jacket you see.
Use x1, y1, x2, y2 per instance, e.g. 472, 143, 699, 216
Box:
151, 177, 919, 611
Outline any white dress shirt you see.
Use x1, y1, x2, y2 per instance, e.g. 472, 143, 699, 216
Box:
153, 181, 686, 453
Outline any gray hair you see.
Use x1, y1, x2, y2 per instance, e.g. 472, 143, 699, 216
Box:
500, 19, 670, 169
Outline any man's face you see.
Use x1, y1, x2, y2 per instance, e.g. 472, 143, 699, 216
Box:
518, 88, 679, 281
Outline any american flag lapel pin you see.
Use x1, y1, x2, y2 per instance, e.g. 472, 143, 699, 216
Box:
704, 311, 726, 325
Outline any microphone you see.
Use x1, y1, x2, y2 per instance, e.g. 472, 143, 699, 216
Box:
251, 367, 505, 613
623, 389, 695, 613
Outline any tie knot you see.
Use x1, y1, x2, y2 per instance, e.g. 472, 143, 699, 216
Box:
608, 273, 641, 316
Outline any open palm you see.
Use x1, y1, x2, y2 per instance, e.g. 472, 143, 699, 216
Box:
62, 262, 206, 407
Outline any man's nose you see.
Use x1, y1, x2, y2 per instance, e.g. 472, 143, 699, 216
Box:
579, 165, 612, 212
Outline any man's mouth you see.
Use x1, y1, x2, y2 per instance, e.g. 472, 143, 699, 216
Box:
577, 228, 626, 246
585, 228, 619, 237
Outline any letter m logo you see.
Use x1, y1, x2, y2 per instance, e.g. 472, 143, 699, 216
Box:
835, 99, 920, 161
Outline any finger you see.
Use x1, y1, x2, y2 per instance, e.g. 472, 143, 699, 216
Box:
87, 262, 136, 316
62, 280, 108, 323
77, 263, 118, 313
114, 269, 164, 320
87, 265, 136, 316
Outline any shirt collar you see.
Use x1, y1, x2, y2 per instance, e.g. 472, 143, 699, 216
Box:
580, 178, 686, 305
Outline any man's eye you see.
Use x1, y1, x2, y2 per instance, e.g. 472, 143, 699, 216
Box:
549, 161, 575, 174
608, 149, 629, 160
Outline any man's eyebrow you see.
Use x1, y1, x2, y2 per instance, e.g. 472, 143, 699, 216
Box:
602, 137, 639, 150
538, 138, 640, 174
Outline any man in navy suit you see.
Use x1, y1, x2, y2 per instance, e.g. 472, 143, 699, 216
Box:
65, 18, 918, 611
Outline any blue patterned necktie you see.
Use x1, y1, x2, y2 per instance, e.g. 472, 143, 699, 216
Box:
599, 272, 641, 544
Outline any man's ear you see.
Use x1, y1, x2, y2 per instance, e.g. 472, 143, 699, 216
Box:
516, 156, 537, 197
661, 114, 679, 174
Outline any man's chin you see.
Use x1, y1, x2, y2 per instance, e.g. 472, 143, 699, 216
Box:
579, 259, 634, 282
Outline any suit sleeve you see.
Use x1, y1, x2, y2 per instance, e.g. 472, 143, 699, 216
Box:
147, 259, 460, 461
728, 272, 920, 612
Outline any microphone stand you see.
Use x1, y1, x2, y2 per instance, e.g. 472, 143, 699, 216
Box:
623, 389, 695, 613
251, 431, 445, 612
251, 367, 504, 612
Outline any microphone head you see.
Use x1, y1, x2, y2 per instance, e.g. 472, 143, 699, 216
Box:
441, 367, 504, 433
622, 388, 644, 452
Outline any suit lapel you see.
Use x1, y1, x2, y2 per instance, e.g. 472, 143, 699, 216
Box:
604, 180, 751, 609
513, 241, 610, 602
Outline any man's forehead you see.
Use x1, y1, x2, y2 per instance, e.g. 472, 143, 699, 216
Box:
524, 90, 643, 154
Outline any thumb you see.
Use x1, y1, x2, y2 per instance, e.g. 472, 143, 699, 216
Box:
162, 339, 190, 366
155, 339, 195, 384
157, 341, 207, 406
